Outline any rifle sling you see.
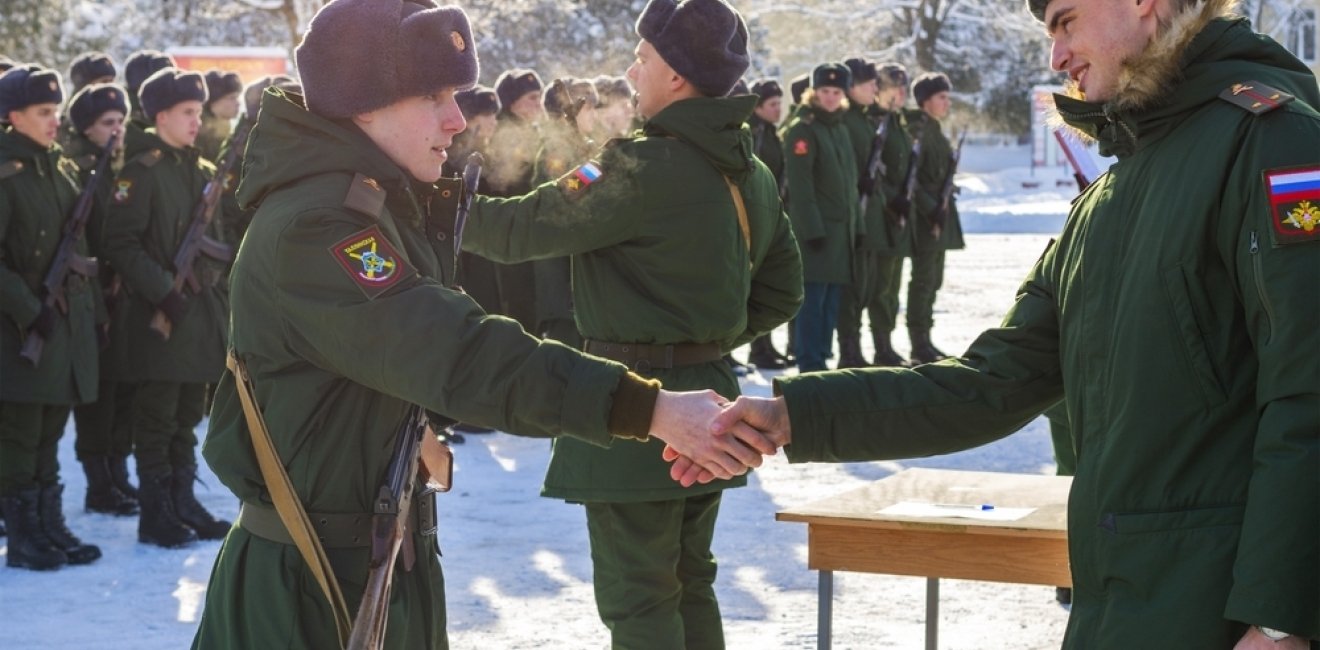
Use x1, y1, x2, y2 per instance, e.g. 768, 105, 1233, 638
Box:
721, 175, 752, 256
226, 351, 353, 649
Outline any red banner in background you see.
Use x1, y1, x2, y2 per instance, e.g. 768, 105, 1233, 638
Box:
167, 47, 289, 85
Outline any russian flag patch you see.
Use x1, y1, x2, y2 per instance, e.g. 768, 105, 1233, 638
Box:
1265, 165, 1320, 245
559, 161, 603, 200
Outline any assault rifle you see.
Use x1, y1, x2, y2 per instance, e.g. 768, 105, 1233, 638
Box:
19, 131, 117, 365
858, 116, 890, 214
148, 122, 248, 339
932, 130, 966, 239
897, 135, 924, 232
453, 152, 483, 259
1053, 130, 1100, 192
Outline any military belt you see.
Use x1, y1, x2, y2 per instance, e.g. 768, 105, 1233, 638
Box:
238, 492, 437, 549
583, 340, 723, 373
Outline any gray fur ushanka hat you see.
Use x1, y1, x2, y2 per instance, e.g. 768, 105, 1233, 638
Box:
635, 0, 750, 98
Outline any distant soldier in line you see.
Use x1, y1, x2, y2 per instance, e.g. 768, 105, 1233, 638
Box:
121, 50, 175, 130
59, 52, 117, 149
486, 68, 544, 333
65, 82, 142, 517
197, 69, 242, 164
903, 72, 964, 364
592, 74, 636, 139
864, 62, 914, 367
835, 56, 881, 369
103, 68, 233, 548
0, 65, 104, 570
782, 63, 859, 372
745, 77, 793, 370
786, 71, 810, 120
216, 73, 300, 243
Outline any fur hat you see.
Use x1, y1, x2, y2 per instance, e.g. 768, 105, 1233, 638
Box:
789, 73, 810, 105
69, 52, 116, 91
843, 57, 878, 85
912, 72, 951, 106
811, 63, 851, 91
876, 63, 909, 90
495, 69, 543, 111
123, 50, 175, 95
543, 78, 599, 119
139, 67, 208, 123
750, 78, 782, 105
728, 78, 749, 96
635, 0, 749, 98
243, 74, 300, 119
204, 69, 243, 104
69, 82, 129, 133
296, 0, 479, 119
0, 65, 65, 119
593, 75, 632, 105
456, 85, 499, 118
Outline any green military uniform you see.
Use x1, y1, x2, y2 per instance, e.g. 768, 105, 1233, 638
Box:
529, 120, 593, 348
465, 95, 803, 649
195, 109, 230, 165
776, 14, 1319, 646
484, 110, 541, 332
782, 102, 859, 371
103, 125, 228, 483
0, 128, 101, 496
747, 111, 791, 365
904, 109, 964, 333
192, 88, 651, 650
441, 132, 501, 317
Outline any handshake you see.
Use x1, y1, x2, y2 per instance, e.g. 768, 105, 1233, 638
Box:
644, 390, 793, 488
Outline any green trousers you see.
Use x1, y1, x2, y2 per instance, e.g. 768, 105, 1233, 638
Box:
585, 492, 724, 650
73, 380, 135, 461
838, 253, 904, 339
1045, 402, 1076, 476
0, 402, 70, 496
130, 381, 203, 479
906, 249, 946, 330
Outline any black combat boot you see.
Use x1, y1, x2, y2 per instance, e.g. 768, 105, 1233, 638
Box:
871, 330, 908, 367
836, 335, 870, 369
747, 336, 787, 370
1, 487, 67, 570
171, 464, 232, 540
107, 455, 138, 500
908, 328, 950, 366
39, 483, 102, 565
138, 474, 197, 548
82, 456, 138, 516
723, 354, 752, 377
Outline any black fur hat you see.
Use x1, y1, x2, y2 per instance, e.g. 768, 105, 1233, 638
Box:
139, 67, 208, 122
69, 52, 116, 91
204, 69, 243, 103
243, 74, 300, 119
69, 83, 129, 133
495, 69, 543, 112
0, 65, 65, 119
123, 50, 175, 95
843, 57, 878, 85
296, 0, 479, 119
789, 73, 810, 105
750, 78, 782, 105
456, 85, 499, 118
593, 75, 632, 105
543, 78, 599, 119
635, 0, 749, 98
811, 63, 851, 91
912, 72, 951, 106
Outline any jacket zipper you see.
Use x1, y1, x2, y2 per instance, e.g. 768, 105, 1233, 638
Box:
1249, 231, 1274, 339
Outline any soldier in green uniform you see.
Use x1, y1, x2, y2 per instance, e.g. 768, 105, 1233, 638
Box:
189, 2, 773, 648
103, 67, 232, 548
592, 74, 636, 140
58, 52, 116, 150
486, 68, 545, 333
463, 1, 803, 646
0, 65, 104, 570
696, 0, 1320, 645
65, 82, 140, 517
121, 50, 174, 130
903, 72, 965, 364
745, 77, 793, 370
215, 74, 300, 244
197, 69, 241, 164
862, 63, 912, 367
782, 62, 859, 372
835, 56, 882, 369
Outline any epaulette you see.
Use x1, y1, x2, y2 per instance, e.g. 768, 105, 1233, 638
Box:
343, 173, 386, 220
131, 148, 164, 168
1219, 81, 1294, 115
0, 159, 26, 180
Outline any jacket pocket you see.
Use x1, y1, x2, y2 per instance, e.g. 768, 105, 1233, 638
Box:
1104, 503, 1244, 535
1160, 265, 1227, 408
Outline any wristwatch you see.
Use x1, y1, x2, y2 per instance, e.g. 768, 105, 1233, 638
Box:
1257, 625, 1290, 642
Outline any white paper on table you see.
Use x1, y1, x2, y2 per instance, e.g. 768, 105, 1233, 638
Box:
877, 501, 1036, 522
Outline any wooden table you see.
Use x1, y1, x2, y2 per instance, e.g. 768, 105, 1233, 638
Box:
776, 468, 1072, 650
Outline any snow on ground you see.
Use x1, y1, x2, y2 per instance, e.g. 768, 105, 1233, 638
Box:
1, 144, 1075, 649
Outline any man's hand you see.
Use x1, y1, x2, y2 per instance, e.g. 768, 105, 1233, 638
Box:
647, 389, 777, 482
1233, 626, 1307, 650
664, 396, 792, 487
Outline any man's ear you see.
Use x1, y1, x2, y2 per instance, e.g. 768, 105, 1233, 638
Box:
353, 109, 377, 126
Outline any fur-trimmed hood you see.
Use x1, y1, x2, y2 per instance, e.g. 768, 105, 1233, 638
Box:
1050, 0, 1319, 157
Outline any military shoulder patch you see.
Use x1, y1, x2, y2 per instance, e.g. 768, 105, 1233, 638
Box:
1265, 165, 1320, 245
344, 173, 386, 220
132, 149, 163, 168
793, 138, 809, 156
0, 160, 25, 180
328, 225, 415, 299
1219, 81, 1294, 115
112, 178, 135, 204
558, 161, 603, 200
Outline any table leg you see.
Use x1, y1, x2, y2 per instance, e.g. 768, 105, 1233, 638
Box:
925, 577, 939, 650
819, 570, 833, 650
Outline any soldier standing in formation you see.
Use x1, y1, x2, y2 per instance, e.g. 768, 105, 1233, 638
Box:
0, 65, 104, 570
121, 50, 174, 131
59, 52, 117, 150
862, 63, 913, 367
486, 68, 545, 333
103, 68, 232, 548
197, 69, 241, 164
744, 77, 793, 370
216, 74, 300, 244
835, 56, 882, 369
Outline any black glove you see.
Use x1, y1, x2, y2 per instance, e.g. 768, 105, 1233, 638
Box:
30, 304, 57, 337
806, 237, 826, 252
857, 176, 876, 198
156, 290, 188, 323
887, 195, 911, 220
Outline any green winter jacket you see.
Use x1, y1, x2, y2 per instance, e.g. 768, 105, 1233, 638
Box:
777, 11, 1319, 647
782, 103, 860, 284
103, 126, 228, 384
530, 121, 594, 332
749, 113, 784, 192
0, 129, 100, 405
905, 109, 965, 253
465, 95, 803, 502
192, 89, 646, 650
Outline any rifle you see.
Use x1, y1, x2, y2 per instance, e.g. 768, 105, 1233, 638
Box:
346, 405, 451, 650
857, 116, 890, 214
896, 134, 924, 234
1053, 130, 1100, 192
19, 131, 117, 365
148, 122, 249, 339
932, 130, 966, 239
453, 152, 484, 259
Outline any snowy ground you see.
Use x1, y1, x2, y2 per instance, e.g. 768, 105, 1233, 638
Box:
1, 145, 1077, 649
